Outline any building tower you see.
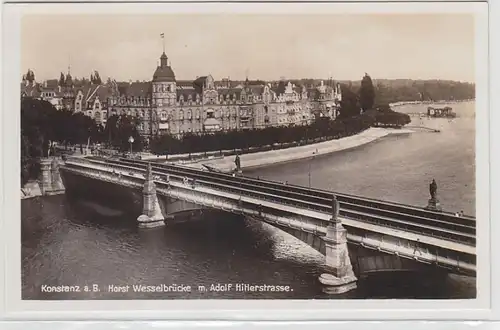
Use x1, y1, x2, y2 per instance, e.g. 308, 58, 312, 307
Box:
152, 51, 177, 135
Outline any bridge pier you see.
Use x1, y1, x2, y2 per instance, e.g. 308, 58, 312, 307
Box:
318, 196, 357, 294
137, 163, 165, 229
50, 158, 66, 193
39, 158, 66, 195
39, 158, 52, 195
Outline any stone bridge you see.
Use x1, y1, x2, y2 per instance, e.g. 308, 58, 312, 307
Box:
40, 157, 476, 294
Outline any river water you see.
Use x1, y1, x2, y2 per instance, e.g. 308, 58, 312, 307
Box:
21, 102, 476, 300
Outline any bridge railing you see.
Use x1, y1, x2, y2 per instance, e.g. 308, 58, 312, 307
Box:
66, 158, 476, 247
120, 157, 476, 221
110, 158, 475, 235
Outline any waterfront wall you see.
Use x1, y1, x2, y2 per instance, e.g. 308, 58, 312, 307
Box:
187, 127, 413, 172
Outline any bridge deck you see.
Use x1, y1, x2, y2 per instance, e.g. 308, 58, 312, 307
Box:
64, 159, 475, 256
164, 180, 475, 256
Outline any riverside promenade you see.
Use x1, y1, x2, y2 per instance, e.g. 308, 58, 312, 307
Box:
186, 127, 414, 172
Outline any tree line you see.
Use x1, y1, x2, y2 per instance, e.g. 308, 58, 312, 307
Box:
21, 72, 410, 184
149, 111, 409, 156
147, 72, 409, 156
344, 79, 475, 104
21, 98, 143, 185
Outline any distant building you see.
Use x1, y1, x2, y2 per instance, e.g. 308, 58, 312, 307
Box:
110, 51, 342, 139
20, 51, 342, 139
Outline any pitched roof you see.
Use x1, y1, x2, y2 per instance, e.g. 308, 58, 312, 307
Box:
176, 88, 200, 102
248, 85, 264, 95
115, 82, 151, 97
177, 80, 194, 87
20, 83, 40, 97
217, 88, 242, 100
45, 79, 59, 89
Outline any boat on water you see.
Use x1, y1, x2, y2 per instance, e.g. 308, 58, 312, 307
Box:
427, 106, 456, 118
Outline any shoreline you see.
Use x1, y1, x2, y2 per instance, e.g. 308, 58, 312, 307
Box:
185, 127, 414, 172
20, 127, 415, 199
389, 99, 474, 108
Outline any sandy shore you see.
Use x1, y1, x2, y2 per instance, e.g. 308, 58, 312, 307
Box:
185, 127, 414, 172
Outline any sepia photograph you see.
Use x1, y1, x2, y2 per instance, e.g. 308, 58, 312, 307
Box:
16, 6, 483, 305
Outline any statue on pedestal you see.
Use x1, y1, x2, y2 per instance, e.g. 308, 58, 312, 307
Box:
234, 154, 241, 171
429, 179, 437, 200
426, 179, 442, 211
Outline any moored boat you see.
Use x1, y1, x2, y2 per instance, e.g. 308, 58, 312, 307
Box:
427, 106, 456, 118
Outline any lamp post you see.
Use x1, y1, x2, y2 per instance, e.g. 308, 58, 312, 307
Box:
128, 136, 134, 155
308, 155, 315, 188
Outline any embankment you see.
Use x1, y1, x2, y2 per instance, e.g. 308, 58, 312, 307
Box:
187, 127, 413, 172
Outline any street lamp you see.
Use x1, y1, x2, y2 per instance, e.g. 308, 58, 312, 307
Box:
128, 136, 134, 155
308, 155, 315, 188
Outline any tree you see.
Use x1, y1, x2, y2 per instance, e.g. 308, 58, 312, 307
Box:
21, 98, 58, 184
103, 115, 144, 152
59, 72, 65, 86
93, 71, 102, 85
359, 73, 375, 111
338, 84, 360, 118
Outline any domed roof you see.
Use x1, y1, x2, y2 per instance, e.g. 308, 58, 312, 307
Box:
153, 53, 176, 83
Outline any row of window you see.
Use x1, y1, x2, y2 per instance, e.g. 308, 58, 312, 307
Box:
170, 124, 239, 134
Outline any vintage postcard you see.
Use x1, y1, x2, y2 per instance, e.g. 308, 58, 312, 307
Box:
1, 0, 491, 321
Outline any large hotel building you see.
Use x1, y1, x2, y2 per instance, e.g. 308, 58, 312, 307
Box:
21, 51, 342, 139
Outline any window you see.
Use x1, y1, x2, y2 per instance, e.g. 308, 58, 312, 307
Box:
207, 109, 214, 119
179, 110, 184, 120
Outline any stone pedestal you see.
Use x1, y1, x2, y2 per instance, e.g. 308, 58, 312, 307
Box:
39, 159, 53, 195
39, 158, 66, 196
319, 196, 357, 294
426, 197, 442, 211
50, 158, 66, 194
137, 163, 165, 229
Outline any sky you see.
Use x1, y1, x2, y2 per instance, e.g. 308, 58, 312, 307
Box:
21, 14, 475, 83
